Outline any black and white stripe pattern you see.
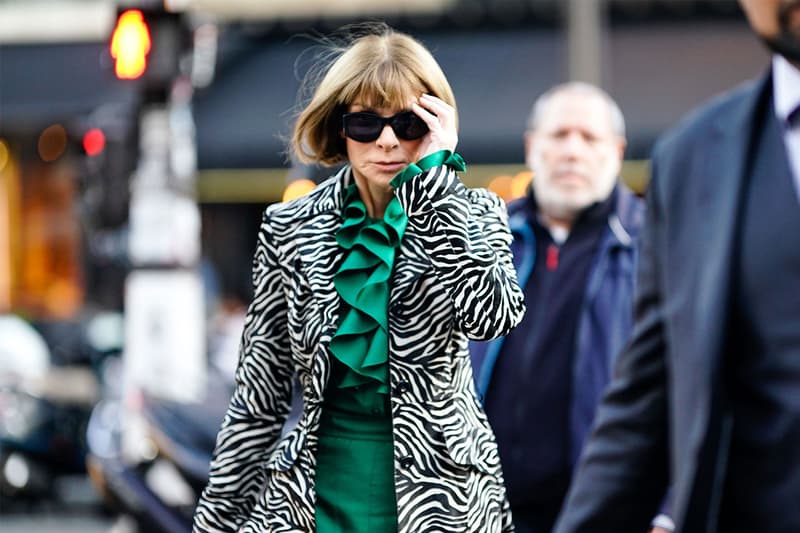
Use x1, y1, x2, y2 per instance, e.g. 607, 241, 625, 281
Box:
193, 164, 525, 532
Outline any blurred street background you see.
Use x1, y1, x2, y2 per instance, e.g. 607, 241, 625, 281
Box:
0, 0, 766, 531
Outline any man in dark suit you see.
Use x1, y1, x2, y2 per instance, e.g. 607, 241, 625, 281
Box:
553, 0, 800, 532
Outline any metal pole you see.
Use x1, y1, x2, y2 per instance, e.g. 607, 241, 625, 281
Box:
566, 0, 606, 85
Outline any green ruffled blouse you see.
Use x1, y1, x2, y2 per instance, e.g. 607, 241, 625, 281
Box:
329, 150, 465, 392
328, 183, 408, 393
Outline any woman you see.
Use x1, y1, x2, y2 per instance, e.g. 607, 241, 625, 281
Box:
193, 24, 525, 533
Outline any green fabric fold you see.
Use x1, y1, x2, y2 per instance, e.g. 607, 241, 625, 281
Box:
389, 149, 467, 188
329, 184, 408, 393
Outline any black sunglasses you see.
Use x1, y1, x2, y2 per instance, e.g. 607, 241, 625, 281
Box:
342, 111, 429, 142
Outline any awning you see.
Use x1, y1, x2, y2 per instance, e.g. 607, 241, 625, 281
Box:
0, 42, 139, 134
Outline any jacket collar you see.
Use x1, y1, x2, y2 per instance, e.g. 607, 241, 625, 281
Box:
508, 183, 642, 249
299, 164, 350, 219
698, 71, 771, 368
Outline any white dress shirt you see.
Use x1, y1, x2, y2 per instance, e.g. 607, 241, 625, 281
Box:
772, 54, 800, 204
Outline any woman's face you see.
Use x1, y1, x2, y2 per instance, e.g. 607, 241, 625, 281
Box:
343, 102, 425, 191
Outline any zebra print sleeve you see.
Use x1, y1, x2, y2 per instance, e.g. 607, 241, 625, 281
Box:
393, 164, 525, 341
193, 209, 294, 532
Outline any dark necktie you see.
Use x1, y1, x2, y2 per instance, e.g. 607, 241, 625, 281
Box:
788, 105, 800, 128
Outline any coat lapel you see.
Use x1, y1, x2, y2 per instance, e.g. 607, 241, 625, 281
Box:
293, 169, 347, 385
296, 213, 341, 327
681, 72, 772, 531
695, 73, 771, 378
291, 167, 432, 377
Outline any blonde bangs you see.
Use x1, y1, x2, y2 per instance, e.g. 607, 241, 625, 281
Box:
343, 61, 427, 111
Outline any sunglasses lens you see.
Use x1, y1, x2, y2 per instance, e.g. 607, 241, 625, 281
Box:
392, 112, 429, 140
343, 113, 382, 142
343, 111, 429, 142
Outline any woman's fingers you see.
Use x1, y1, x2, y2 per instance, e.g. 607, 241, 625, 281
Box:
416, 94, 454, 127
420, 93, 451, 115
412, 94, 458, 155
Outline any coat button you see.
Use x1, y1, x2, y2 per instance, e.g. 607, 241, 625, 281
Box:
390, 302, 404, 316
400, 456, 413, 469
394, 381, 410, 396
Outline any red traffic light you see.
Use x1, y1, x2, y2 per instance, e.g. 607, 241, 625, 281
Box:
82, 128, 106, 157
110, 9, 151, 80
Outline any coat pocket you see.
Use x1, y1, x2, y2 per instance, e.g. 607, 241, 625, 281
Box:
429, 398, 498, 475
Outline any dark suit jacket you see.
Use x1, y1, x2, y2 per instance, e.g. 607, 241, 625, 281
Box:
553, 70, 782, 533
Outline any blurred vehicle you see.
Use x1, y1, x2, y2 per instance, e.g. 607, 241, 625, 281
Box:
85, 300, 303, 532
0, 312, 122, 506
84, 295, 242, 531
85, 363, 232, 533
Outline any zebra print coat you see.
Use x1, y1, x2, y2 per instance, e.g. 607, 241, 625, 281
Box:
193, 163, 526, 532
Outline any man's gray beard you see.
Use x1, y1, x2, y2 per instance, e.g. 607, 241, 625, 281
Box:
532, 184, 583, 223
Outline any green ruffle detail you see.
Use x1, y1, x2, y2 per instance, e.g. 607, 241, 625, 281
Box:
329, 184, 408, 393
389, 150, 467, 188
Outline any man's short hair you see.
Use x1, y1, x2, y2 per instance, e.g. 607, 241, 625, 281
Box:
526, 81, 626, 138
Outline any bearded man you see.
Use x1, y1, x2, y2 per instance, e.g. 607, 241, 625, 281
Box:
471, 82, 649, 533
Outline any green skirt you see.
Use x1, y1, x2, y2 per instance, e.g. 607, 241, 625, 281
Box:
315, 386, 398, 532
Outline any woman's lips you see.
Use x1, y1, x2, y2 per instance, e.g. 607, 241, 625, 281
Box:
374, 161, 406, 172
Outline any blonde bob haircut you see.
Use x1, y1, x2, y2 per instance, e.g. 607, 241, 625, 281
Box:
292, 24, 456, 166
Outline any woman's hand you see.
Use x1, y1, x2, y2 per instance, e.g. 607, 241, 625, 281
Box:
411, 94, 458, 158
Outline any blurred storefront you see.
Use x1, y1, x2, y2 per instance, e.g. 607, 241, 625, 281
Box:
0, 40, 140, 315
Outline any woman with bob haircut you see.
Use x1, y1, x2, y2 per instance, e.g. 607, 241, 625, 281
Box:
193, 23, 525, 533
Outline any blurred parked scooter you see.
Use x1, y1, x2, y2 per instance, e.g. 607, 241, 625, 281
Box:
84, 297, 242, 532
84, 300, 306, 532
0, 311, 122, 507
85, 360, 233, 533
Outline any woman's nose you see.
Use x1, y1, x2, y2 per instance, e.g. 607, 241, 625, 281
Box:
376, 124, 399, 148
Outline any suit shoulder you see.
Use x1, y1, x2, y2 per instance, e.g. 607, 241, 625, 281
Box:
653, 76, 763, 158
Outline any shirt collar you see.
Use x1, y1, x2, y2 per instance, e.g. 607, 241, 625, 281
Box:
772, 54, 800, 125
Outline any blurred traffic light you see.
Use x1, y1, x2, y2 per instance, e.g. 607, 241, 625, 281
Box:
74, 116, 138, 229
110, 9, 151, 80
82, 128, 106, 157
109, 5, 185, 90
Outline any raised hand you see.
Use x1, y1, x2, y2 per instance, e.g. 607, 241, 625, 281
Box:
411, 93, 458, 158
